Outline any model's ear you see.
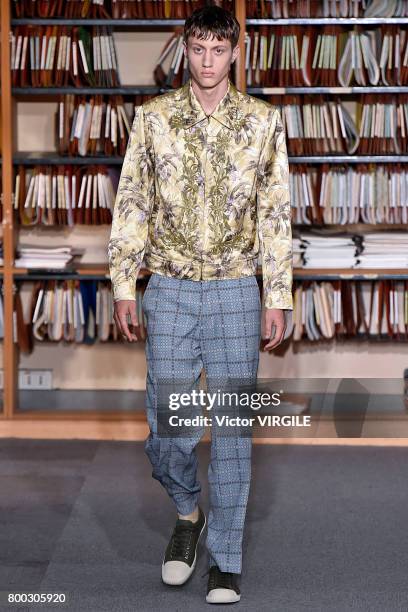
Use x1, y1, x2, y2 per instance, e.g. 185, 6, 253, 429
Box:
231, 45, 240, 63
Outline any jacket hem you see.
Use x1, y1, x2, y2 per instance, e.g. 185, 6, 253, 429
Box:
143, 250, 259, 280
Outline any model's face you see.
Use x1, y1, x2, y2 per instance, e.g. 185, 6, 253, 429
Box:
184, 34, 239, 88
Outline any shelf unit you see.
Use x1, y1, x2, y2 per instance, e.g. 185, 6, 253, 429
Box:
0, 1, 248, 420
2, 2, 408, 423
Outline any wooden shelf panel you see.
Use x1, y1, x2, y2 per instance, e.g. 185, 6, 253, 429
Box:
13, 153, 124, 165
11, 18, 185, 25
3, 4, 407, 423
13, 154, 408, 164
11, 17, 408, 26
9, 267, 408, 280
247, 17, 408, 25
14, 86, 408, 96
248, 86, 408, 94
12, 86, 166, 95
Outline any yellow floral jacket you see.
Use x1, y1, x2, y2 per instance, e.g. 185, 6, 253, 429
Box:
108, 77, 293, 309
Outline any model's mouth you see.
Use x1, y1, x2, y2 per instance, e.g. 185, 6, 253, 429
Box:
201, 73, 215, 76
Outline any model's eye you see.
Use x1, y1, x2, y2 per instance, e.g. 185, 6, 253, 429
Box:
215, 49, 224, 54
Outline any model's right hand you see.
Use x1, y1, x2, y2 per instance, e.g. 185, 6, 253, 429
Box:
113, 300, 139, 342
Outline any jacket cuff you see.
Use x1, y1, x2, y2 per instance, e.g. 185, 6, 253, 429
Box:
112, 282, 137, 302
264, 292, 293, 310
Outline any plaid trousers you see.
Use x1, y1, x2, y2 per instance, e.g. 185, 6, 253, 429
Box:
142, 272, 261, 574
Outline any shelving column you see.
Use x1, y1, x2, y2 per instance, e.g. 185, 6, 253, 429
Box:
234, 0, 246, 91
1, 0, 16, 418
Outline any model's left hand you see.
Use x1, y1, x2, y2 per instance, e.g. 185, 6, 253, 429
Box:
262, 308, 286, 351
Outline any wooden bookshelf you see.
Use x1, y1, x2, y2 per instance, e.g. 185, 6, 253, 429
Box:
0, 1, 248, 420
1, 2, 407, 426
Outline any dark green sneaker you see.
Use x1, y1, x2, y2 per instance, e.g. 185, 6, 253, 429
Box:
161, 506, 206, 585
206, 565, 241, 604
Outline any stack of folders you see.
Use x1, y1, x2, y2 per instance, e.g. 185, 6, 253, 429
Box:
12, 0, 109, 17
288, 278, 408, 341
256, 274, 408, 341
293, 280, 408, 341
356, 232, 408, 267
291, 163, 408, 225
14, 279, 147, 353
271, 96, 359, 155
295, 231, 408, 270
12, 0, 216, 19
245, 25, 408, 88
14, 276, 408, 349
57, 95, 154, 156
292, 237, 303, 267
14, 165, 119, 226
246, 0, 408, 18
297, 233, 361, 268
14, 245, 83, 270
271, 94, 408, 155
154, 31, 190, 88
11, 25, 120, 87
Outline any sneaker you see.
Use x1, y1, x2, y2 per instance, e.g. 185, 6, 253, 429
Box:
161, 506, 206, 585
206, 565, 241, 604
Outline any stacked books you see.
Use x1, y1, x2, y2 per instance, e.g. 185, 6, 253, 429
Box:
270, 94, 408, 156
14, 279, 148, 352
12, 0, 219, 19
246, 0, 408, 20
14, 165, 119, 226
154, 31, 190, 88
290, 278, 408, 341
57, 95, 147, 156
291, 163, 408, 225
11, 25, 120, 87
245, 25, 408, 88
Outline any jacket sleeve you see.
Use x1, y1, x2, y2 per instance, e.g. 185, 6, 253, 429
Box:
107, 105, 154, 302
256, 106, 293, 310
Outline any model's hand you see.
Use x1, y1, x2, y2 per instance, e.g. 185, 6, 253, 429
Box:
113, 300, 139, 342
262, 308, 286, 351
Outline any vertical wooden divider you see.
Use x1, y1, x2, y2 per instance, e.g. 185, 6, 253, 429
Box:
1, 1, 17, 418
234, 0, 246, 92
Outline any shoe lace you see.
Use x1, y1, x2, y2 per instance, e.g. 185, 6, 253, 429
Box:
170, 525, 195, 561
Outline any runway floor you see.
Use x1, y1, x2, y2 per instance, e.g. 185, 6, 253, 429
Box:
1, 438, 408, 611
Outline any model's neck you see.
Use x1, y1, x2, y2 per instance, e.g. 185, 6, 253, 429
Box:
190, 76, 229, 116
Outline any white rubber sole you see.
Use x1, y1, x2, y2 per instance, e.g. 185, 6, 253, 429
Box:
206, 588, 241, 604
161, 512, 207, 586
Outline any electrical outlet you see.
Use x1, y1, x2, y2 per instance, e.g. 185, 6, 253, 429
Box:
19, 369, 53, 390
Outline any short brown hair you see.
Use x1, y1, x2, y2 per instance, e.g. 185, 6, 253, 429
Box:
183, 5, 240, 50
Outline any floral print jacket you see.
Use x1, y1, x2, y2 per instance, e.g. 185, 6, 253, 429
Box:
108, 77, 293, 309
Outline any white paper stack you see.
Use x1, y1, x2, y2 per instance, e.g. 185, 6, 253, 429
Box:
298, 234, 358, 268
356, 233, 408, 268
292, 237, 303, 267
14, 245, 81, 269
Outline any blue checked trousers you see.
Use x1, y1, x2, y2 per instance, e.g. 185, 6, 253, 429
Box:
142, 272, 261, 574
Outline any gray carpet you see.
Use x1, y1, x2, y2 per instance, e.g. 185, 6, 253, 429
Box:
1, 439, 408, 612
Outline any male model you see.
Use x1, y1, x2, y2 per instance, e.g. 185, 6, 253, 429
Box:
108, 5, 293, 605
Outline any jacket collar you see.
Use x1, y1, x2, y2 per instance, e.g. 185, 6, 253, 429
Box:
177, 77, 245, 131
